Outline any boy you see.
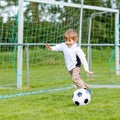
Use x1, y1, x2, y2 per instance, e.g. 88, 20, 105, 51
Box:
46, 29, 93, 90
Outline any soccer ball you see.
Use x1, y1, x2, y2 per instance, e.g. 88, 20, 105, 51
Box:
72, 88, 91, 106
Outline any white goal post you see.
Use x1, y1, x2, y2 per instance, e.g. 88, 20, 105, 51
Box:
17, 0, 24, 89
17, 0, 120, 88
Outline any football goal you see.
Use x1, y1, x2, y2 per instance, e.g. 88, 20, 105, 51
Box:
0, 0, 119, 89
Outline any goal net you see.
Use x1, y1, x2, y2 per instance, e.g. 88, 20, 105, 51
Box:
0, 0, 119, 89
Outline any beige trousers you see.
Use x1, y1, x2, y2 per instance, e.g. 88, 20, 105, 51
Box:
69, 67, 89, 89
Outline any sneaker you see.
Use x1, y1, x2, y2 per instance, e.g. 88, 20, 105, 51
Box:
87, 89, 92, 95
84, 88, 92, 95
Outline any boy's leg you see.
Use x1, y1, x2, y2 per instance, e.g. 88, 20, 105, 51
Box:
69, 67, 89, 89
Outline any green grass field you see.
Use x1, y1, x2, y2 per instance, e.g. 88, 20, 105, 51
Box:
0, 88, 120, 120
0, 48, 120, 120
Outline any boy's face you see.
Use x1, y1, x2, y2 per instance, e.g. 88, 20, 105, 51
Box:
65, 38, 75, 47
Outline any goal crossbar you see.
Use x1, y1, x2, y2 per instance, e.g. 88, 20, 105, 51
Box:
25, 0, 119, 13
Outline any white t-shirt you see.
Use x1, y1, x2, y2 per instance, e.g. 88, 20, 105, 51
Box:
51, 43, 89, 71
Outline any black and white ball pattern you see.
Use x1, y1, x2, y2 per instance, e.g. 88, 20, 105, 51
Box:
72, 88, 91, 106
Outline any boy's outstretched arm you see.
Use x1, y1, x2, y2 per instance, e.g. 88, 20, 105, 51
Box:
46, 43, 51, 50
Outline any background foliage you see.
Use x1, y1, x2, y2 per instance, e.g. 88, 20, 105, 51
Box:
0, 0, 120, 45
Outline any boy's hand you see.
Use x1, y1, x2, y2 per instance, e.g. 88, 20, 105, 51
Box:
86, 71, 93, 75
46, 43, 51, 50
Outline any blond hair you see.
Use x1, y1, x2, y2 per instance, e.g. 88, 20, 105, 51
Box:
64, 29, 78, 41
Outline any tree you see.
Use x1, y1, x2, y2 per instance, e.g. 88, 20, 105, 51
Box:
29, 2, 40, 23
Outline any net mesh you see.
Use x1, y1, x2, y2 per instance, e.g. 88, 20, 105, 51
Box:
0, 1, 119, 89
